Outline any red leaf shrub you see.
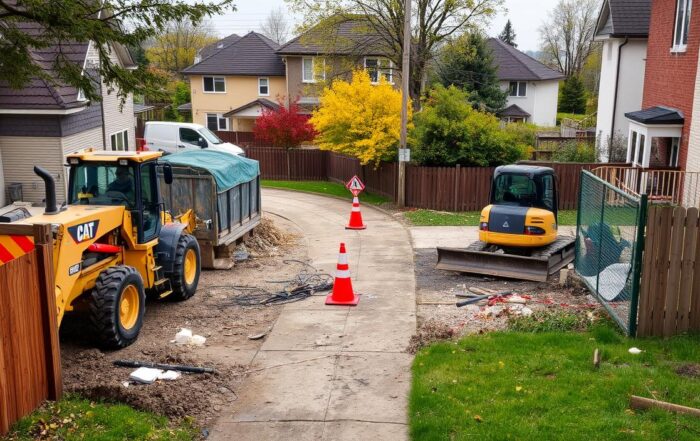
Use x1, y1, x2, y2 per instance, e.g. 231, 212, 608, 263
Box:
253, 98, 317, 148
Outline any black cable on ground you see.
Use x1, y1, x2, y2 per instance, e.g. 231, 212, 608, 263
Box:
206, 260, 334, 306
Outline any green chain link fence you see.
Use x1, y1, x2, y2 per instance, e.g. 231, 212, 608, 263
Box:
575, 170, 648, 335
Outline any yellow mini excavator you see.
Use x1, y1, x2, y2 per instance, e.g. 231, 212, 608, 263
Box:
436, 165, 575, 282
7, 150, 202, 349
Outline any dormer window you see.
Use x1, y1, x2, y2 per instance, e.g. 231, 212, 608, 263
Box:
77, 89, 87, 101
673, 0, 692, 52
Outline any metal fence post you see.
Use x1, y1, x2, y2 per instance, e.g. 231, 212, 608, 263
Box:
628, 193, 648, 337
595, 184, 607, 295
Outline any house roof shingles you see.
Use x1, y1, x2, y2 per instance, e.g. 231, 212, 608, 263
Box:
486, 38, 564, 82
198, 34, 241, 60
625, 106, 684, 125
276, 18, 388, 56
183, 32, 285, 76
498, 104, 531, 118
0, 19, 134, 111
596, 0, 651, 38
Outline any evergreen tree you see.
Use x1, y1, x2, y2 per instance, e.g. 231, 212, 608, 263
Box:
499, 20, 517, 47
559, 76, 587, 114
436, 33, 508, 112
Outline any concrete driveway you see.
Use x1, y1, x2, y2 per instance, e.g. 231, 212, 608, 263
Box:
210, 189, 416, 441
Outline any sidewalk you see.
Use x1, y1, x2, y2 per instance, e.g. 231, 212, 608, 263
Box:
209, 189, 416, 441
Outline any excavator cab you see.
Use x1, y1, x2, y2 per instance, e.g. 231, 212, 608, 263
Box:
479, 165, 559, 248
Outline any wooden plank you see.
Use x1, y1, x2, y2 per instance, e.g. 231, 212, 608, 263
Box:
663, 207, 686, 337
677, 208, 698, 333
34, 224, 62, 400
637, 205, 659, 336
0, 260, 11, 435
690, 209, 700, 331
0, 224, 35, 236
651, 207, 674, 336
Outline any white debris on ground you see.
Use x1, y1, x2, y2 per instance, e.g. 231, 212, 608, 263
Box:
173, 328, 207, 346
128, 367, 182, 384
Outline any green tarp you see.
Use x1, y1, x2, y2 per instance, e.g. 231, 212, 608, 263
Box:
160, 150, 259, 193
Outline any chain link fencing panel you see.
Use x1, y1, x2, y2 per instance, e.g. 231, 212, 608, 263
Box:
575, 171, 647, 335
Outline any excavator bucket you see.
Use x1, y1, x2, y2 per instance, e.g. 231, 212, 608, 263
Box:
436, 238, 576, 282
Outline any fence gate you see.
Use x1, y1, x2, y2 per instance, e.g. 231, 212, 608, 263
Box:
575, 171, 648, 336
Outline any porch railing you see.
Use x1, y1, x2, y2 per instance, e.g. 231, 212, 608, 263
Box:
592, 166, 700, 207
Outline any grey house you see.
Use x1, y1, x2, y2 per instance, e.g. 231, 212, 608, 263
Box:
0, 38, 136, 205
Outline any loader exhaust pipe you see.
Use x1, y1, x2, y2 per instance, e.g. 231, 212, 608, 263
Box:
33, 166, 60, 215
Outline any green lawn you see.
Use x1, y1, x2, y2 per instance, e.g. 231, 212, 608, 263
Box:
261, 180, 390, 205
7, 396, 197, 441
410, 325, 700, 441
404, 209, 579, 226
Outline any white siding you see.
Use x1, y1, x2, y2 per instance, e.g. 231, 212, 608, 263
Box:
62, 126, 104, 156
595, 38, 647, 161
100, 48, 136, 151
500, 79, 559, 127
686, 47, 700, 193
0, 136, 64, 203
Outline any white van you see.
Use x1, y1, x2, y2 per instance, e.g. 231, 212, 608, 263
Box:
143, 122, 245, 156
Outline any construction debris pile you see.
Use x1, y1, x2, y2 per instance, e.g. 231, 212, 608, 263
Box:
242, 217, 298, 256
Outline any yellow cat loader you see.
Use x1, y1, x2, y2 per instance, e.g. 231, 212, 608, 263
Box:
6, 150, 201, 349
436, 165, 575, 282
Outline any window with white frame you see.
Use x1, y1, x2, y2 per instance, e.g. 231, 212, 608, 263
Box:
509, 81, 527, 97
206, 113, 228, 131
302, 57, 325, 83
203, 76, 226, 93
674, 0, 692, 51
77, 89, 87, 101
364, 57, 393, 84
110, 130, 129, 151
258, 77, 269, 96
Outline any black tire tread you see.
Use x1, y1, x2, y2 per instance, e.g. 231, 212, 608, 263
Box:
89, 265, 144, 349
169, 234, 200, 301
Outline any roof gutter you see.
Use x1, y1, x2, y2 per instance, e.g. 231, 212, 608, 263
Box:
610, 37, 629, 148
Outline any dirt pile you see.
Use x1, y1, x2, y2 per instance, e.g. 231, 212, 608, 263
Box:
407, 320, 456, 354
243, 216, 298, 256
62, 347, 245, 422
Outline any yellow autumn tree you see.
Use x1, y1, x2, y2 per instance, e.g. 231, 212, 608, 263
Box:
310, 70, 410, 166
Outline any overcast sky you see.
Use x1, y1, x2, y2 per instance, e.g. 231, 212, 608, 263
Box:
209, 0, 561, 52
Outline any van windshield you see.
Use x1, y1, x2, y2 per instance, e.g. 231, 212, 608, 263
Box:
199, 128, 223, 145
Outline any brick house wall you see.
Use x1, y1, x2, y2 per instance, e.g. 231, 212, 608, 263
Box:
642, 0, 700, 170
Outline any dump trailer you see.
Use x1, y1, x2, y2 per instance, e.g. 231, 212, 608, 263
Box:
1, 150, 202, 349
159, 150, 261, 269
436, 165, 575, 282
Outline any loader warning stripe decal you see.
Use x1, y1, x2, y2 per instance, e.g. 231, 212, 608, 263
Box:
0, 235, 35, 265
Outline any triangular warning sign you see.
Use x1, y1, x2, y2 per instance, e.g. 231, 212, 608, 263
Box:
345, 175, 365, 193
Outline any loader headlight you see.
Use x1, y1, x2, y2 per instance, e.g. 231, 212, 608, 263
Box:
479, 222, 489, 231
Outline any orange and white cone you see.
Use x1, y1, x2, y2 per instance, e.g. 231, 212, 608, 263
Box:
326, 243, 360, 306
346, 196, 366, 230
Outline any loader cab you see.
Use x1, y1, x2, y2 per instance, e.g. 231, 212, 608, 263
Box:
490, 165, 558, 219
67, 152, 166, 244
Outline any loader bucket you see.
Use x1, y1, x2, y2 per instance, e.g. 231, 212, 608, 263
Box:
435, 238, 575, 282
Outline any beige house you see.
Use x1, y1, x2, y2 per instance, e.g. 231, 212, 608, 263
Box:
0, 27, 136, 205
182, 32, 286, 131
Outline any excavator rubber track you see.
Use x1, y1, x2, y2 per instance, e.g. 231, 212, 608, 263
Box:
435, 236, 576, 282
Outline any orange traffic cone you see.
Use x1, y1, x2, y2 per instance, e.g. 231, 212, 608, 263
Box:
346, 196, 366, 230
326, 243, 360, 306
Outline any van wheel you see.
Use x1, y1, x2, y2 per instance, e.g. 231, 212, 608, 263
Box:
169, 234, 201, 301
90, 266, 145, 349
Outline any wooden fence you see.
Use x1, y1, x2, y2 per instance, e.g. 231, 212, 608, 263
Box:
0, 224, 61, 436
637, 205, 700, 337
244, 146, 611, 211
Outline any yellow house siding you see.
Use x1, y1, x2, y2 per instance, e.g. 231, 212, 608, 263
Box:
189, 75, 286, 128
0, 136, 64, 203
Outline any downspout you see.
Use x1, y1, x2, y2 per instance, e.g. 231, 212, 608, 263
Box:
610, 37, 629, 153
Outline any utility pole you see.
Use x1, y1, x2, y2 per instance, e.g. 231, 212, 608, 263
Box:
398, 0, 411, 207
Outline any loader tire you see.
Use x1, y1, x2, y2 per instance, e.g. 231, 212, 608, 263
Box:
169, 234, 200, 301
90, 266, 146, 349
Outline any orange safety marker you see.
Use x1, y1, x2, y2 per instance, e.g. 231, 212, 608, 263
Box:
326, 243, 360, 306
346, 196, 367, 230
